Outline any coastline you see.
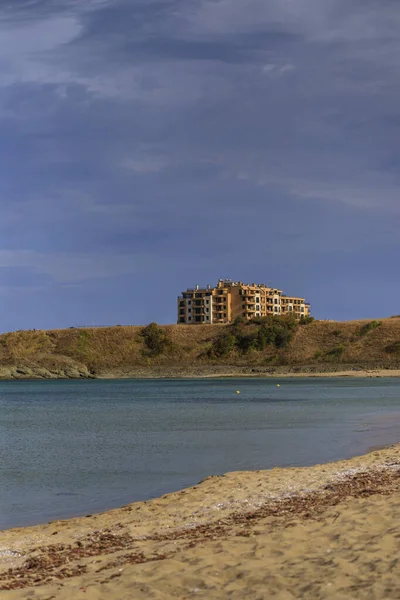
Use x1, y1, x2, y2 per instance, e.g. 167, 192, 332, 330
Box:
2, 443, 400, 598
1, 364, 400, 380
98, 366, 400, 379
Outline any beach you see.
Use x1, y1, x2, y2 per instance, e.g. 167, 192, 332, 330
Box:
2, 443, 400, 599
96, 366, 400, 380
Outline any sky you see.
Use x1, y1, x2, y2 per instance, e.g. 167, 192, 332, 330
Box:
0, 0, 399, 331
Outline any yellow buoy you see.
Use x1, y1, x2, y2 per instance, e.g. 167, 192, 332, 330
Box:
276, 384, 281, 387
236, 390, 240, 394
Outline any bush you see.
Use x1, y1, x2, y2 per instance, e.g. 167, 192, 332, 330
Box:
208, 315, 299, 357
274, 327, 293, 348
385, 341, 400, 355
324, 345, 345, 360
254, 325, 275, 350
249, 316, 268, 326
233, 316, 246, 326
209, 332, 236, 357
235, 331, 257, 353
299, 315, 314, 325
141, 322, 171, 356
358, 321, 381, 336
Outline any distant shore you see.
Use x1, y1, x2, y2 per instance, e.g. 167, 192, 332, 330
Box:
97, 365, 400, 380
1, 318, 400, 383
2, 443, 400, 598
1, 364, 400, 381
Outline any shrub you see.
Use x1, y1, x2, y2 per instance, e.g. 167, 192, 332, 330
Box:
254, 324, 275, 350
208, 315, 299, 357
358, 321, 381, 336
324, 345, 345, 360
249, 316, 268, 326
314, 350, 322, 360
274, 327, 292, 348
299, 316, 315, 325
235, 331, 257, 353
208, 332, 236, 357
385, 341, 400, 355
233, 316, 246, 326
141, 322, 171, 356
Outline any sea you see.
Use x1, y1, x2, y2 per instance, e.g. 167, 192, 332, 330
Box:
1, 377, 400, 530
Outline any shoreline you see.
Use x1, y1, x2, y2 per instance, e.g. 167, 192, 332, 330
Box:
2, 443, 400, 598
98, 367, 400, 379
1, 365, 400, 381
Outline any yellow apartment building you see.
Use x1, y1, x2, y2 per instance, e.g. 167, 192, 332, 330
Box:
177, 279, 310, 324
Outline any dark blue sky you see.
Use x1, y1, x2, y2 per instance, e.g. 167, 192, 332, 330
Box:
1, 0, 399, 331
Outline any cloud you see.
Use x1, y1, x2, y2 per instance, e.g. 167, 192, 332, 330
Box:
0, 0, 400, 327
0, 249, 154, 284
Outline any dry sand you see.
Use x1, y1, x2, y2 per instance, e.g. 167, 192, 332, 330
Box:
97, 368, 400, 380
2, 444, 400, 599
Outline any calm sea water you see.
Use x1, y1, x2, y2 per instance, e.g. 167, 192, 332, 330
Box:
1, 377, 400, 530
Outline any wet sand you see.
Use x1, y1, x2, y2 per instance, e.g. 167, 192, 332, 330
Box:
2, 444, 400, 599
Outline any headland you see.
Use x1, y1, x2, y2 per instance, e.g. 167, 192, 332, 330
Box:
1, 316, 400, 380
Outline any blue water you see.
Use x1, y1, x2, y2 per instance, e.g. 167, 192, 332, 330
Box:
1, 377, 400, 530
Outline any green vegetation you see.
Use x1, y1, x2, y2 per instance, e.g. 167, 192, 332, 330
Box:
210, 332, 236, 357
324, 345, 345, 360
358, 321, 381, 336
208, 315, 299, 358
141, 322, 171, 356
1, 317, 400, 379
385, 341, 400, 355
299, 315, 315, 325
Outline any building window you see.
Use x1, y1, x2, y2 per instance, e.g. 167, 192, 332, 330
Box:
179, 309, 184, 315
188, 300, 192, 306
205, 300, 209, 304
188, 316, 192, 321
179, 317, 185, 323
188, 308, 192, 314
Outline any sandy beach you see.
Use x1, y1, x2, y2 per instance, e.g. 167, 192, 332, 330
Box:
2, 444, 400, 599
97, 367, 400, 380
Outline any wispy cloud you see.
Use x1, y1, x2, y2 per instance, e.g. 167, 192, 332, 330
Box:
0, 248, 154, 284
0, 0, 400, 327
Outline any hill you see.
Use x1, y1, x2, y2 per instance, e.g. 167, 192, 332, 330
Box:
1, 317, 400, 379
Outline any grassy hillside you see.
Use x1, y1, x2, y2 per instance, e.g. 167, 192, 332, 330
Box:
1, 317, 400, 379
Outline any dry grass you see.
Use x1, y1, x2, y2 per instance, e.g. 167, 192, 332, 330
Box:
1, 318, 400, 376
